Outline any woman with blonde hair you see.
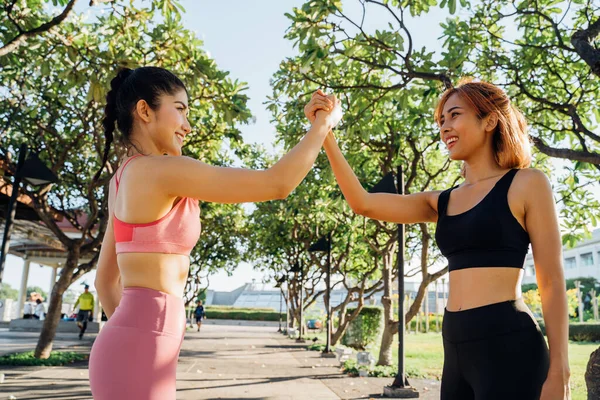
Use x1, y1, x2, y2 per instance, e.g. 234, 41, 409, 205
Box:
307, 79, 570, 399
89, 66, 341, 400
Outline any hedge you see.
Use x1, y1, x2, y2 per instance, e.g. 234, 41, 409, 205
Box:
202, 308, 284, 321
341, 306, 383, 350
538, 321, 600, 342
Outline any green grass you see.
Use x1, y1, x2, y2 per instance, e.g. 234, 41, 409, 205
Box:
0, 351, 88, 366
569, 341, 597, 400
303, 331, 597, 399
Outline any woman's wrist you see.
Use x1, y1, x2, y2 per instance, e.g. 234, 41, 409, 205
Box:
548, 362, 570, 380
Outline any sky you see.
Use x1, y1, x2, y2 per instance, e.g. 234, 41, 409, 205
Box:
3, 0, 452, 294
2, 1, 597, 295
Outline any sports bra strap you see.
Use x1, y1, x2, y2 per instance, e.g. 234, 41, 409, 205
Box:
492, 169, 518, 194
437, 187, 454, 218
115, 154, 144, 192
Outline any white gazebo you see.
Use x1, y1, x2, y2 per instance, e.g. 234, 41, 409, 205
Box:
1, 177, 98, 322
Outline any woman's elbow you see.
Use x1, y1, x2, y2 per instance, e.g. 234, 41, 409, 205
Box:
347, 195, 369, 216
94, 276, 116, 296
275, 184, 292, 200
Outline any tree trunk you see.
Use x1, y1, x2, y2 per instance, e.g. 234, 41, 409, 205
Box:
586, 346, 600, 399
377, 251, 396, 366
331, 297, 364, 346
34, 251, 78, 359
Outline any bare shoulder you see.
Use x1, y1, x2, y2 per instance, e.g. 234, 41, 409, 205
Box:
514, 168, 551, 191
513, 168, 553, 207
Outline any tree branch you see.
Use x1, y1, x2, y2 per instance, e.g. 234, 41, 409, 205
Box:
0, 0, 79, 57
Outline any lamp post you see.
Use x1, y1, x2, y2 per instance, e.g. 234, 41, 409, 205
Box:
370, 168, 418, 398
308, 233, 334, 356
0, 144, 58, 283
275, 275, 286, 332
290, 260, 305, 342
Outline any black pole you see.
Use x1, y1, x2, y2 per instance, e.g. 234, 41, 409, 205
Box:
278, 287, 283, 332
324, 231, 332, 353
0, 144, 28, 284
392, 164, 408, 388
285, 287, 289, 333
297, 260, 305, 342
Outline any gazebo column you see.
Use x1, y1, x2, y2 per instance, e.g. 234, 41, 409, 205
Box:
16, 258, 31, 319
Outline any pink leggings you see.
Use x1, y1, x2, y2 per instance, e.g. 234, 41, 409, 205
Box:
89, 287, 185, 400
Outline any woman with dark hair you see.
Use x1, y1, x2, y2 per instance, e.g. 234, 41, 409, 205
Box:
89, 66, 341, 399
309, 80, 571, 399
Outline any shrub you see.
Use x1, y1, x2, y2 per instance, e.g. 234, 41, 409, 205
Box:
538, 322, 600, 342
341, 359, 426, 378
341, 306, 383, 350
0, 351, 88, 366
204, 309, 284, 321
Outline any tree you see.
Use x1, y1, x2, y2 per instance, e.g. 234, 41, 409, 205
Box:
273, 0, 599, 367
0, 0, 80, 57
0, 1, 251, 358
183, 201, 246, 308
442, 0, 600, 242
0, 283, 18, 300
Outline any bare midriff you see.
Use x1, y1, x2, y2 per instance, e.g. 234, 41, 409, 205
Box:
445, 267, 523, 312
117, 253, 190, 297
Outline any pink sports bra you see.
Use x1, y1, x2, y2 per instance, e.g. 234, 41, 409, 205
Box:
113, 155, 201, 256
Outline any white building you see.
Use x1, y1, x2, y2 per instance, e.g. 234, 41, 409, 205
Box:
522, 229, 600, 285
206, 280, 448, 315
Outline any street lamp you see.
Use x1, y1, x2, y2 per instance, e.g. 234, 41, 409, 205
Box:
308, 233, 334, 356
275, 275, 287, 332
0, 144, 58, 283
370, 167, 418, 398
289, 260, 305, 343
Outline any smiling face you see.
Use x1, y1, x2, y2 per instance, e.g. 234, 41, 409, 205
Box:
438, 93, 492, 161
136, 89, 192, 156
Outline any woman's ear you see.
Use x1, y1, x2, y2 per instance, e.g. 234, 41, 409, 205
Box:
484, 112, 499, 133
135, 99, 153, 123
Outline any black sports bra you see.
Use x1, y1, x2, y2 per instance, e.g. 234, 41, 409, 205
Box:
435, 169, 530, 272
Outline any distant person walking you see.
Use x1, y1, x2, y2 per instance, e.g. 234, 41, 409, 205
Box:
74, 285, 94, 339
194, 301, 205, 332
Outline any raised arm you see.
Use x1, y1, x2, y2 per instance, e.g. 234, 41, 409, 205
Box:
151, 95, 341, 203
321, 131, 439, 224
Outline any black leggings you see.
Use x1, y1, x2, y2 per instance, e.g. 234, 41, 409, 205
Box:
441, 299, 549, 400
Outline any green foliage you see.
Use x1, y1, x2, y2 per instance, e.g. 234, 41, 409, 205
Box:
406, 313, 444, 333
566, 278, 599, 293
0, 283, 19, 301
523, 289, 543, 317
442, 0, 600, 240
538, 322, 600, 342
522, 283, 539, 293
203, 309, 285, 322
341, 306, 383, 350
307, 343, 329, 351
0, 0, 252, 356
184, 201, 247, 305
567, 288, 580, 319
342, 358, 426, 378
0, 351, 87, 366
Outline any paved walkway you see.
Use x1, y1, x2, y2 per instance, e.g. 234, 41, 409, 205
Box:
0, 324, 441, 399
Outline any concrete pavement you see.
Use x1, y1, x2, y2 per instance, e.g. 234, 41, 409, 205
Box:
0, 323, 441, 399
